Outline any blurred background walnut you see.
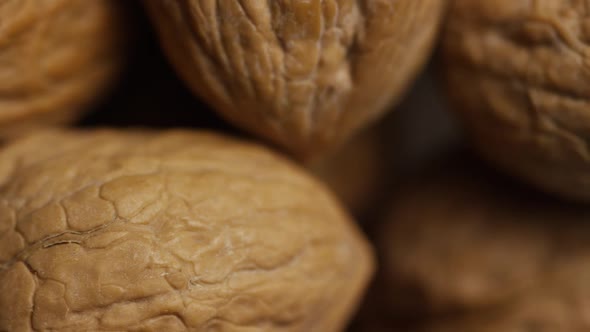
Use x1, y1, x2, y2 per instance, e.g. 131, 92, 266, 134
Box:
143, 0, 445, 158
420, 289, 590, 332
0, 0, 124, 139
0, 129, 374, 332
376, 155, 590, 331
442, 0, 590, 201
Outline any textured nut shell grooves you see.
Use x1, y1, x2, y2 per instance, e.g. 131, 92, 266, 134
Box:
0, 129, 373, 332
0, 0, 124, 139
442, 0, 590, 200
144, 0, 444, 157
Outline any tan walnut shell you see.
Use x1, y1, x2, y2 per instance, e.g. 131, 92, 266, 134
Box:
442, 0, 590, 200
0, 129, 374, 331
0, 0, 123, 139
380, 158, 590, 330
144, 0, 444, 157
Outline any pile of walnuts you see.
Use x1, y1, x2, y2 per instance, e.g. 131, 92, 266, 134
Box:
0, 1, 588, 331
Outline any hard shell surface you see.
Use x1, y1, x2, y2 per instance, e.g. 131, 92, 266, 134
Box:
0, 129, 374, 332
144, 0, 444, 157
380, 159, 590, 319
443, 0, 590, 200
0, 0, 123, 139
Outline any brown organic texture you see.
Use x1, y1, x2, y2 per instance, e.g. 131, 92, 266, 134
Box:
442, 0, 590, 200
0, 0, 123, 139
421, 289, 590, 332
310, 127, 384, 216
143, 0, 444, 157
0, 129, 374, 332
379, 159, 590, 320
421, 262, 590, 332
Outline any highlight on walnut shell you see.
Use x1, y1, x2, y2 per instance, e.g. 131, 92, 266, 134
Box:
441, 0, 590, 201
0, 0, 124, 139
0, 129, 374, 332
143, 0, 444, 157
379, 157, 590, 330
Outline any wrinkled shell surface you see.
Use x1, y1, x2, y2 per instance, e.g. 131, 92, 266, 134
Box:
443, 0, 590, 200
0, 0, 122, 138
380, 161, 590, 317
144, 0, 443, 157
0, 129, 374, 331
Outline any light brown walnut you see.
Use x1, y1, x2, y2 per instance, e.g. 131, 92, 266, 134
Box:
143, 0, 444, 158
379, 158, 590, 323
0, 129, 374, 332
0, 0, 123, 139
442, 0, 590, 200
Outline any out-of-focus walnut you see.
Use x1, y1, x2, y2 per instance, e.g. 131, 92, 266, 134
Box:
0, 0, 123, 139
379, 157, 590, 317
421, 288, 590, 332
0, 129, 374, 332
310, 126, 385, 217
143, 0, 444, 158
422, 260, 590, 332
442, 0, 590, 201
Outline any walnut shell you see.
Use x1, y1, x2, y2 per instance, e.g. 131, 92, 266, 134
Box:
143, 0, 444, 157
379, 158, 590, 317
0, 0, 123, 139
442, 0, 590, 200
0, 129, 374, 331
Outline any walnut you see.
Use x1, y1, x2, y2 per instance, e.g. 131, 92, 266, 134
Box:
442, 0, 590, 200
143, 0, 444, 157
379, 158, 590, 319
421, 261, 590, 332
0, 0, 123, 139
0, 129, 374, 331
421, 290, 590, 332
